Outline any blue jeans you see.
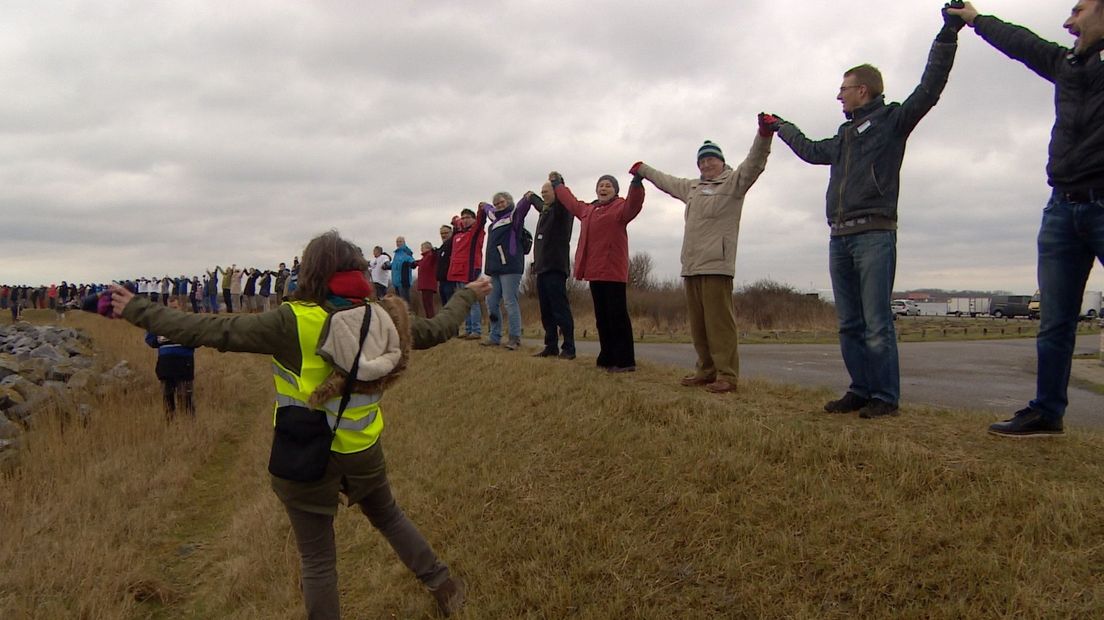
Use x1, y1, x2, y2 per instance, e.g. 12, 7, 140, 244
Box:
1030, 192, 1104, 420
462, 270, 483, 335
829, 231, 900, 405
487, 273, 523, 344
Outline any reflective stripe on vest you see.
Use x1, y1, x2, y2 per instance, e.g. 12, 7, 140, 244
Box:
271, 301, 385, 454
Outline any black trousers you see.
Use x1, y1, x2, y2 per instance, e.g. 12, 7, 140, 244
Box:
537, 271, 575, 354
222, 289, 233, 313
589, 281, 634, 368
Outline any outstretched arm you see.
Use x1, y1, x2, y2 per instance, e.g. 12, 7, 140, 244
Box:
947, 2, 1066, 83
776, 120, 838, 166
634, 162, 693, 203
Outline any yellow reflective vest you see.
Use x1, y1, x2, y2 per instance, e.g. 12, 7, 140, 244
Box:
271, 302, 384, 454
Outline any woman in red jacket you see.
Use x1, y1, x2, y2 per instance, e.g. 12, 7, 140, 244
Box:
414, 241, 439, 318
550, 171, 644, 372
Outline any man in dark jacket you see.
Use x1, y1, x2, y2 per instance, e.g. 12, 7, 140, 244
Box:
764, 8, 960, 419
529, 181, 576, 359
948, 1, 1104, 437
435, 225, 455, 306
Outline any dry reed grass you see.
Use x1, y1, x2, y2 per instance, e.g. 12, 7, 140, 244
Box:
2, 311, 1103, 618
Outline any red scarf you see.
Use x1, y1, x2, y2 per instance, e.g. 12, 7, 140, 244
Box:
328, 271, 373, 301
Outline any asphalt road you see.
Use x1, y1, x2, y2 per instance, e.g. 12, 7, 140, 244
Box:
545, 334, 1104, 428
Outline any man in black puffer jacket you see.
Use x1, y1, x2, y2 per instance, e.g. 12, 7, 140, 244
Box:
948, 1, 1104, 437
763, 8, 960, 420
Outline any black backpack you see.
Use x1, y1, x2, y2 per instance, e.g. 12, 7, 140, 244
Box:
521, 228, 534, 255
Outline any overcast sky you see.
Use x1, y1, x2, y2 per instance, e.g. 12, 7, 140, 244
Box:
4, 0, 1103, 296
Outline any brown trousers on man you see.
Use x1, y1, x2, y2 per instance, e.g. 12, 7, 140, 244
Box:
684, 274, 739, 382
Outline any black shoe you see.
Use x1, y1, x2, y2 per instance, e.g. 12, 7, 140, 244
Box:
824, 392, 869, 413
607, 365, 636, 374
858, 399, 899, 419
988, 408, 1064, 438
559, 351, 576, 360
533, 349, 558, 358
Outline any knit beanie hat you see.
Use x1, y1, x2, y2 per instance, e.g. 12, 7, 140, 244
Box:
697, 140, 725, 163
596, 174, 620, 195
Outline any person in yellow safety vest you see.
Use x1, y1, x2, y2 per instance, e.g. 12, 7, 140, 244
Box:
108, 230, 491, 619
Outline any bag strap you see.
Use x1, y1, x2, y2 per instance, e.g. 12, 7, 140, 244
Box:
330, 303, 372, 437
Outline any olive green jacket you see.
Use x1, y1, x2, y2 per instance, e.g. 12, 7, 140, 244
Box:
121, 289, 478, 376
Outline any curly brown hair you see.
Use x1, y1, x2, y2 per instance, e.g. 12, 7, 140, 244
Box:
291, 230, 370, 305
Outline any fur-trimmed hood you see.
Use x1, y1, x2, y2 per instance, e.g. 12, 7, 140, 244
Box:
309, 295, 412, 408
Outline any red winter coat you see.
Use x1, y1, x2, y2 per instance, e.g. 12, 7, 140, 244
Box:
553, 182, 644, 283
447, 208, 488, 283
414, 249, 438, 292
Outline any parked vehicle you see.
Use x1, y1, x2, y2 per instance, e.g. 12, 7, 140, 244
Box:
1025, 289, 1100, 320
989, 295, 1033, 318
891, 299, 920, 317
947, 297, 990, 317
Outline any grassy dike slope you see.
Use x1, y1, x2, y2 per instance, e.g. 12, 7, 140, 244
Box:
2, 312, 1104, 619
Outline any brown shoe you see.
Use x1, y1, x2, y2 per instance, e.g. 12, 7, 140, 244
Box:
705, 379, 737, 393
431, 577, 466, 617
680, 375, 715, 387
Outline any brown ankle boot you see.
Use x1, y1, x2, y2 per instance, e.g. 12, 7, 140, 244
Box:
431, 576, 466, 617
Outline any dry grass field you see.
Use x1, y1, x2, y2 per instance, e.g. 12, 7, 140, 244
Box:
2, 310, 1104, 618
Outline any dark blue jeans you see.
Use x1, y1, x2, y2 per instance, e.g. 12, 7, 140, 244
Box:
439, 281, 456, 306
536, 271, 575, 354
829, 231, 899, 405
1030, 192, 1104, 420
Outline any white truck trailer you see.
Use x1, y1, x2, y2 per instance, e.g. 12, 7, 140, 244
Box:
946, 297, 991, 317
1083, 290, 1102, 319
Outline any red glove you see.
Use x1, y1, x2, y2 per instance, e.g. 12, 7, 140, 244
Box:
758, 113, 782, 137
628, 161, 643, 175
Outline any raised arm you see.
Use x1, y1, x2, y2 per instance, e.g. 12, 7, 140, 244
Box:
729, 131, 773, 194
619, 177, 645, 225
970, 12, 1066, 83
513, 193, 534, 230
549, 172, 589, 219
895, 17, 961, 134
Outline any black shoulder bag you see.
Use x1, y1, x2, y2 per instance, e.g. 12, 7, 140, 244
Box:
268, 304, 372, 482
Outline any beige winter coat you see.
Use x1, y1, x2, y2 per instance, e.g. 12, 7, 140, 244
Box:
639, 133, 771, 278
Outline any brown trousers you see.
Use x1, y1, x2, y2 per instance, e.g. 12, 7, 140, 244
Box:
684, 274, 739, 382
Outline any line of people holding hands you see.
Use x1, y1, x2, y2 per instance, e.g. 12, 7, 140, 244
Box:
102, 2, 1104, 616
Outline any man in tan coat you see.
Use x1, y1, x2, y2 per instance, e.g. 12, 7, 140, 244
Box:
630, 118, 774, 393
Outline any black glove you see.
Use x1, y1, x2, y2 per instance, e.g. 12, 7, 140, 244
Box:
942, 1, 965, 33
548, 171, 564, 187
630, 173, 644, 186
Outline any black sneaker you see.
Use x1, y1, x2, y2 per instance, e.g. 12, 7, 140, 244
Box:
559, 351, 576, 360
858, 399, 899, 419
824, 392, 869, 413
988, 408, 1064, 438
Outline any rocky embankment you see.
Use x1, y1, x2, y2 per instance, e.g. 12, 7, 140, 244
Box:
0, 323, 133, 467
